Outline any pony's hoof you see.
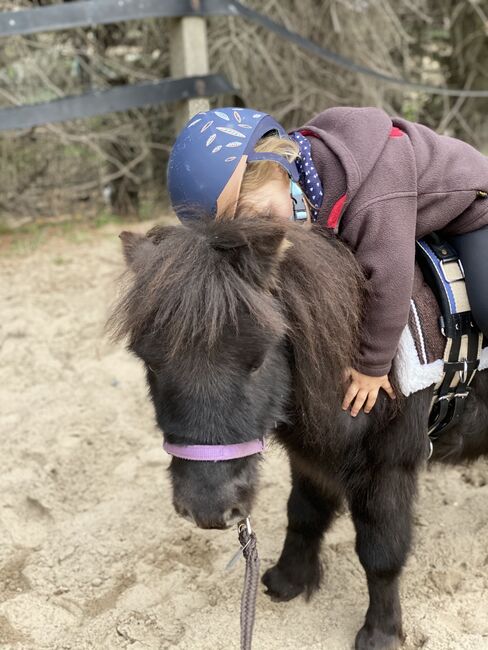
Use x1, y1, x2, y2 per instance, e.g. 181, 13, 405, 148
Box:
262, 565, 304, 601
355, 625, 403, 650
261, 560, 320, 602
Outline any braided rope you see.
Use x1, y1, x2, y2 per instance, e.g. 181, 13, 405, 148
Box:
238, 519, 260, 650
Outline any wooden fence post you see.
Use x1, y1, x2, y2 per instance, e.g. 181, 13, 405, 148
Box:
170, 14, 210, 134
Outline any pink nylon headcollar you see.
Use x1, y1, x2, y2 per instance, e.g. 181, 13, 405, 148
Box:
162, 438, 265, 462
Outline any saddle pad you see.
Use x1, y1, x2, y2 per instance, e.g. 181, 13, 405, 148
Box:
394, 264, 488, 396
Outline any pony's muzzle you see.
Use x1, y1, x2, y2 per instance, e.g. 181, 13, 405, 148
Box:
174, 502, 247, 530
224, 506, 248, 527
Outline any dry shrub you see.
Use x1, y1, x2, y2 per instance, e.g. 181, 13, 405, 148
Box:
0, 0, 486, 223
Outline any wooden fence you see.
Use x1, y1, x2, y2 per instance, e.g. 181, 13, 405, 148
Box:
0, 0, 486, 134
0, 0, 239, 133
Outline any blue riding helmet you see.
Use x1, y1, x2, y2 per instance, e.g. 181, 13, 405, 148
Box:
167, 107, 302, 221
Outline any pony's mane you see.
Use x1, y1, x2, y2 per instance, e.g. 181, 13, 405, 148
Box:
108, 217, 366, 432
276, 224, 366, 431
108, 218, 288, 355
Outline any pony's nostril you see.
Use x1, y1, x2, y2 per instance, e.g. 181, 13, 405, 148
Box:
224, 507, 246, 524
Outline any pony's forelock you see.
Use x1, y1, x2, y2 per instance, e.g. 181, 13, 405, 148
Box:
108, 217, 366, 434
107, 218, 288, 357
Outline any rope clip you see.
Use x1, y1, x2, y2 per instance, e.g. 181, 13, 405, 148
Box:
238, 517, 252, 537
225, 517, 253, 571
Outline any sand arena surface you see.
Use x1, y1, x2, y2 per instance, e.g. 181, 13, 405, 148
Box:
0, 219, 487, 650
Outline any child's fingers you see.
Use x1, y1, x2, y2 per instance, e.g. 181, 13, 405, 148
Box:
342, 382, 358, 411
382, 381, 396, 399
363, 389, 379, 414
350, 389, 368, 417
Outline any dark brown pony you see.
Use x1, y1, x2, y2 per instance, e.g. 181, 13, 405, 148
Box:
109, 216, 488, 650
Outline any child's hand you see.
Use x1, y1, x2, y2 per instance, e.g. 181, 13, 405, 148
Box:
342, 368, 395, 417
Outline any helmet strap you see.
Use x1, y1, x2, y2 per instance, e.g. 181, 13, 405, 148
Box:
216, 155, 248, 219
290, 179, 308, 222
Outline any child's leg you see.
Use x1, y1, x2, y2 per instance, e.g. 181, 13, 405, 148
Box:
449, 225, 488, 336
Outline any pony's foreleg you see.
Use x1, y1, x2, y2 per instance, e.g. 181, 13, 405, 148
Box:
262, 464, 341, 602
349, 465, 417, 650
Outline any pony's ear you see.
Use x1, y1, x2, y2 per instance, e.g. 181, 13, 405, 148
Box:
209, 219, 291, 285
119, 231, 154, 269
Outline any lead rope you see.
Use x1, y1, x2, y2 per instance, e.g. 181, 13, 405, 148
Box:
237, 518, 259, 650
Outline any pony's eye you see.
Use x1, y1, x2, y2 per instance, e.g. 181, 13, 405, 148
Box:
247, 355, 265, 373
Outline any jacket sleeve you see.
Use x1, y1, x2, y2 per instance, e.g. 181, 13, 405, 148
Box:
340, 195, 418, 376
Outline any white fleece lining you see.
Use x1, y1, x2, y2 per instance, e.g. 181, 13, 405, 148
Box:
394, 324, 487, 397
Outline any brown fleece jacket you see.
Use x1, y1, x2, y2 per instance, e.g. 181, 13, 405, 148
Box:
296, 107, 488, 376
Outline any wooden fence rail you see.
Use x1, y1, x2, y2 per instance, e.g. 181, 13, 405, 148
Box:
0, 0, 238, 133
0, 75, 235, 132
0, 0, 232, 37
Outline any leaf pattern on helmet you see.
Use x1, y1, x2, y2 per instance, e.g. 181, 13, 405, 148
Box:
216, 126, 246, 138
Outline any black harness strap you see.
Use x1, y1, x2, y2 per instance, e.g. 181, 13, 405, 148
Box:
416, 234, 483, 441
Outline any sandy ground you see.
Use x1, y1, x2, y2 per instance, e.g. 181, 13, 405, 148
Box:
0, 219, 487, 650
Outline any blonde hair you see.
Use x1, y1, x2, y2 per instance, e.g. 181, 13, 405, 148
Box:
235, 135, 300, 216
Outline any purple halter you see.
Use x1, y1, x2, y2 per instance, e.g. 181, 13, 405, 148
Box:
163, 438, 265, 462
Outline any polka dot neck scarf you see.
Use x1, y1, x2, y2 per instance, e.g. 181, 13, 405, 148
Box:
289, 130, 324, 223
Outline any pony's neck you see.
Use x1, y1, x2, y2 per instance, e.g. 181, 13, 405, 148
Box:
278, 226, 365, 432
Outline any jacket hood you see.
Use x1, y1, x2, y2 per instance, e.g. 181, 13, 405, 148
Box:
299, 107, 394, 225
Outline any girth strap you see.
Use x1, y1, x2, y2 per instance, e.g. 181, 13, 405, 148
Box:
416, 234, 483, 440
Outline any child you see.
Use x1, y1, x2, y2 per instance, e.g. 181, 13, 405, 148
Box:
167, 106, 488, 417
